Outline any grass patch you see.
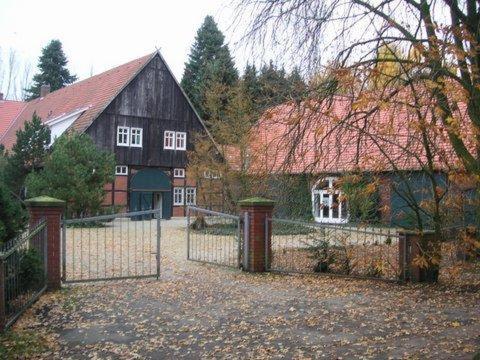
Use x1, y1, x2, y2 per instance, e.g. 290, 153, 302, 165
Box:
192, 222, 315, 236
0, 329, 49, 359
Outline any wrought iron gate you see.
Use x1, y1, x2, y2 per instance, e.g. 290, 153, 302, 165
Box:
62, 209, 161, 283
186, 206, 242, 268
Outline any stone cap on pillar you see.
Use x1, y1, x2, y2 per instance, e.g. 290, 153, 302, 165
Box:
25, 196, 66, 208
238, 197, 275, 208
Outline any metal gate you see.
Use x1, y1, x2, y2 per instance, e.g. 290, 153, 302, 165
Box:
62, 209, 161, 283
186, 206, 242, 268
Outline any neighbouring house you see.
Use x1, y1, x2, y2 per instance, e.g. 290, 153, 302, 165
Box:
0, 94, 26, 140
0, 51, 214, 218
224, 96, 477, 227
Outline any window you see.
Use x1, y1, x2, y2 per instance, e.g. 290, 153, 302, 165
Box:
174, 168, 185, 178
164, 131, 175, 149
173, 187, 184, 205
312, 177, 348, 223
185, 187, 196, 205
130, 128, 143, 147
115, 165, 128, 176
117, 126, 130, 146
204, 170, 221, 179
164, 131, 187, 150
175, 132, 186, 150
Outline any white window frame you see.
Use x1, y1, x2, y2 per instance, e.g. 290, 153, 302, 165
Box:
312, 177, 348, 224
174, 168, 185, 178
115, 165, 128, 176
204, 170, 220, 179
185, 187, 196, 205
117, 126, 130, 147
175, 132, 187, 151
130, 127, 143, 148
164, 131, 175, 150
173, 187, 184, 206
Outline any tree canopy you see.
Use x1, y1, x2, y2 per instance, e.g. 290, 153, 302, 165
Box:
25, 39, 77, 100
181, 15, 238, 120
25, 132, 114, 217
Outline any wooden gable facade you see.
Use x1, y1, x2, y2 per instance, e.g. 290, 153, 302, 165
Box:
86, 53, 206, 218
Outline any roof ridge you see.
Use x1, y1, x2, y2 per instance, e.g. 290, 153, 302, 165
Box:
27, 52, 156, 104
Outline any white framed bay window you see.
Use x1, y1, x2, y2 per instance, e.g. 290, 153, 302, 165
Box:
312, 177, 348, 223
173, 187, 184, 205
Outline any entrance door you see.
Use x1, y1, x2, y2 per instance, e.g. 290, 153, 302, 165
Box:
154, 193, 163, 219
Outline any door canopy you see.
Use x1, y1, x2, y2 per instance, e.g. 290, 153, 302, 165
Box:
130, 168, 171, 192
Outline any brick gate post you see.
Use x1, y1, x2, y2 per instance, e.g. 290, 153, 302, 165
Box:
25, 196, 66, 290
239, 197, 275, 272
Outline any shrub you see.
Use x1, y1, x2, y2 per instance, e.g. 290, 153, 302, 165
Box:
19, 248, 44, 291
0, 182, 27, 245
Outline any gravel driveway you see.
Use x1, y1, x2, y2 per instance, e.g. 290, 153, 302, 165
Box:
10, 217, 480, 359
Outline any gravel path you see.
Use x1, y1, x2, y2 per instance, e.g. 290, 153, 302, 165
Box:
10, 217, 480, 359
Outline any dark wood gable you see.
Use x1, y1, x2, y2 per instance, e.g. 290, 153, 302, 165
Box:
86, 53, 205, 168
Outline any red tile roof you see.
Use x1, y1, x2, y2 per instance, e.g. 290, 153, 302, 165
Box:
238, 96, 467, 175
0, 100, 27, 139
0, 53, 155, 149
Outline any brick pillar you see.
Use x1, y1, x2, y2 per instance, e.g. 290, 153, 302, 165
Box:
239, 197, 275, 272
25, 196, 65, 290
399, 230, 439, 282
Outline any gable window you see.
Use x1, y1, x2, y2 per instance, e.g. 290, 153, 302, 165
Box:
174, 168, 185, 178
173, 187, 184, 205
185, 187, 196, 205
175, 132, 186, 150
115, 165, 128, 176
164, 131, 175, 149
312, 177, 348, 224
117, 126, 130, 146
164, 131, 187, 150
130, 128, 143, 147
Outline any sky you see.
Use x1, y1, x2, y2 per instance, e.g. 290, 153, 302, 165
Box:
0, 0, 250, 99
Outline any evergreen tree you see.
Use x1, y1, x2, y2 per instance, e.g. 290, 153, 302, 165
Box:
25, 40, 77, 100
0, 181, 27, 244
5, 113, 50, 196
287, 67, 307, 102
242, 64, 261, 113
256, 60, 289, 110
181, 16, 238, 120
26, 132, 114, 217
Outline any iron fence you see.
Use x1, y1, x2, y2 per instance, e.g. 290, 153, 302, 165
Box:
187, 206, 242, 268
267, 218, 404, 281
0, 220, 47, 331
62, 209, 161, 283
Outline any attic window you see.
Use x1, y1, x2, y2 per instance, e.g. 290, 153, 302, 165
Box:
131, 128, 143, 148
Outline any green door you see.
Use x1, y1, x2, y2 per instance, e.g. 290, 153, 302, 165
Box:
129, 169, 172, 219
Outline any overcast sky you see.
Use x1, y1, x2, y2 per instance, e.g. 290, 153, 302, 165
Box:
0, 0, 250, 98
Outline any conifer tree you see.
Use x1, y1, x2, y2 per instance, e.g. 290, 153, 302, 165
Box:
25, 40, 77, 100
181, 16, 238, 120
4, 113, 50, 196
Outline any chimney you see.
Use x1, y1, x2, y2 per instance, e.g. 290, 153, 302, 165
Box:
0, 93, 3, 100
40, 84, 51, 97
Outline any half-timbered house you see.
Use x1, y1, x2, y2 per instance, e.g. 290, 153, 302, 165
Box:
0, 51, 212, 218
